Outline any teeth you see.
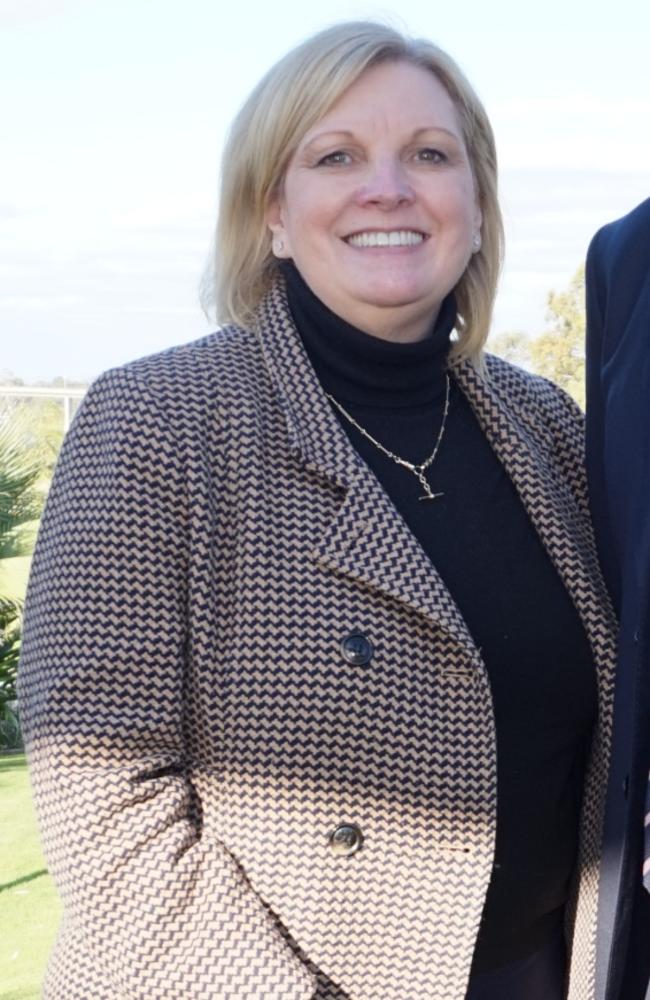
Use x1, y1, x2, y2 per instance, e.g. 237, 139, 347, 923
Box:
347, 230, 425, 248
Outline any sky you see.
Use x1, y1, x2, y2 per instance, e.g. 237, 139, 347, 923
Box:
1, 0, 649, 382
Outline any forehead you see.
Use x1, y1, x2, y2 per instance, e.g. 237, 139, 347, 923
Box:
300, 60, 463, 144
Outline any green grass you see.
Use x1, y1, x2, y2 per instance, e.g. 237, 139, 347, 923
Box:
0, 754, 62, 1000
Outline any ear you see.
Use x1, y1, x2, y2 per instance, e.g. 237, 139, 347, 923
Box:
470, 201, 483, 254
473, 200, 483, 235
266, 196, 291, 259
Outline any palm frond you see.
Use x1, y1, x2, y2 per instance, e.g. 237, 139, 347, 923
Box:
0, 420, 46, 732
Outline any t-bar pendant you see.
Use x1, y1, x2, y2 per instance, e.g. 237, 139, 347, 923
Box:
414, 469, 444, 501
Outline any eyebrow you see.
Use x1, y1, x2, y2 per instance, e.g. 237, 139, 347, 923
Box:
302, 125, 462, 150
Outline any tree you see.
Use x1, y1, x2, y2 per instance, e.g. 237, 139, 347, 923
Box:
0, 419, 44, 748
0, 374, 71, 481
529, 266, 586, 409
7, 396, 66, 480
488, 330, 532, 370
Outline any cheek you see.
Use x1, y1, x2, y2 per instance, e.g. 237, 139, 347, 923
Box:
451, 192, 478, 229
283, 172, 352, 237
434, 176, 478, 230
285, 202, 338, 249
446, 208, 478, 255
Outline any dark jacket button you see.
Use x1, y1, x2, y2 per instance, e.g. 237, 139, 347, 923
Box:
328, 824, 364, 857
341, 633, 373, 665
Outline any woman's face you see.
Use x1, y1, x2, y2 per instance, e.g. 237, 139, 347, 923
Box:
267, 59, 482, 342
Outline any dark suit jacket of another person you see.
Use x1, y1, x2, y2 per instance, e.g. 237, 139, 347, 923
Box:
586, 197, 650, 1000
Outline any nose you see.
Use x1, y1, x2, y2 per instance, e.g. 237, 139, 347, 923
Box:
355, 157, 415, 209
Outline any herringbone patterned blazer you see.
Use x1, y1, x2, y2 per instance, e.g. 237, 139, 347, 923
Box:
19, 280, 617, 1000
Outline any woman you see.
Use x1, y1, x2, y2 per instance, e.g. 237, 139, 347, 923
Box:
18, 21, 616, 1000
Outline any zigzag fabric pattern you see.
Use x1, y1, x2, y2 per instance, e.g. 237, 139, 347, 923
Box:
18, 278, 617, 999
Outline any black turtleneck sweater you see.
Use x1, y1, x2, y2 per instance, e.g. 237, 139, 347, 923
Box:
283, 262, 597, 974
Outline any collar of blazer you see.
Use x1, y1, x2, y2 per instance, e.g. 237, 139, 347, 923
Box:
254, 277, 617, 671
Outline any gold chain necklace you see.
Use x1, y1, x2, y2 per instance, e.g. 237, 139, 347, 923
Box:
325, 373, 451, 501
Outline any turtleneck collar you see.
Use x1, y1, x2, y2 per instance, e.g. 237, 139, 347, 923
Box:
281, 261, 456, 410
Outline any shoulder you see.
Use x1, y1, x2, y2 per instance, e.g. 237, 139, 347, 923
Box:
83, 324, 265, 428
483, 352, 583, 428
461, 352, 585, 467
100, 324, 262, 398
480, 352, 588, 511
53, 324, 269, 505
588, 197, 650, 272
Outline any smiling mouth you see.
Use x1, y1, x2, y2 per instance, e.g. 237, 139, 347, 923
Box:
345, 230, 426, 248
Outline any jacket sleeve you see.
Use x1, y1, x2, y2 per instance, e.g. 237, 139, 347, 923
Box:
17, 368, 316, 1000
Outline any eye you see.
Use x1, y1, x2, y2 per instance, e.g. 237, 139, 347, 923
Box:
316, 150, 352, 166
416, 148, 447, 164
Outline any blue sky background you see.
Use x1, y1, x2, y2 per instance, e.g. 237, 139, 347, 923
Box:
2, 0, 649, 381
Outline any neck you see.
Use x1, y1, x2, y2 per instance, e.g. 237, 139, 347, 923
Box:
281, 261, 456, 409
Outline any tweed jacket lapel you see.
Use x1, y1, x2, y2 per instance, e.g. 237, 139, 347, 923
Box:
255, 280, 480, 657
255, 280, 613, 668
311, 465, 480, 658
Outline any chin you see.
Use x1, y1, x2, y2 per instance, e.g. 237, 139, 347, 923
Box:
356, 286, 435, 311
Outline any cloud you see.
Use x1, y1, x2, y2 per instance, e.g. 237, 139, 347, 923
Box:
493, 98, 650, 171
495, 95, 650, 116
0, 293, 84, 310
0, 0, 82, 27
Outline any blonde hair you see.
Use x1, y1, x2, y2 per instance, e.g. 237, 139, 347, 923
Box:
205, 20, 504, 364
